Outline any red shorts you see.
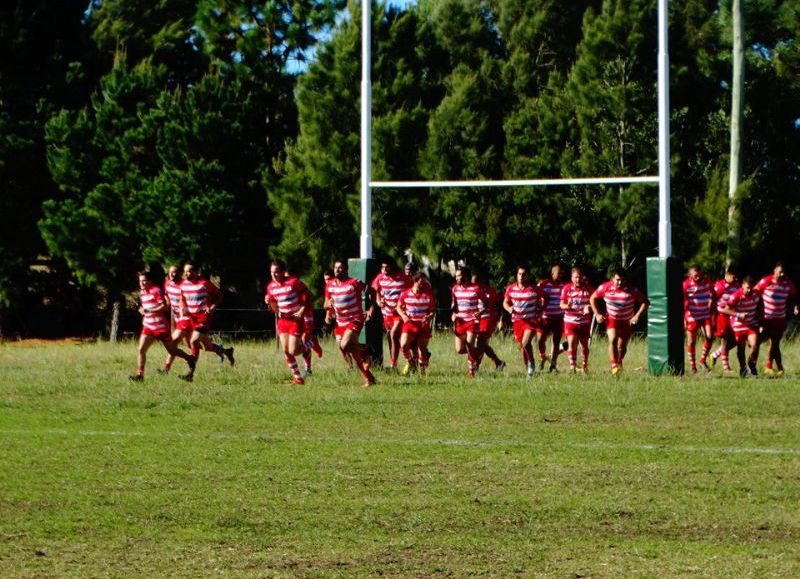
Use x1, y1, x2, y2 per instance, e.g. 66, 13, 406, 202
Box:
538, 317, 562, 336
454, 318, 479, 338
479, 315, 499, 336
142, 328, 170, 341
189, 312, 212, 333
513, 319, 538, 343
734, 328, 758, 343
606, 317, 632, 340
685, 318, 711, 334
277, 317, 304, 337
762, 317, 788, 335
334, 320, 363, 339
174, 318, 192, 332
563, 322, 590, 339
383, 313, 401, 331
402, 320, 431, 340
715, 314, 733, 338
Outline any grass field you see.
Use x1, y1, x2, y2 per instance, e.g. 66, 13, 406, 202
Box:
1, 334, 799, 577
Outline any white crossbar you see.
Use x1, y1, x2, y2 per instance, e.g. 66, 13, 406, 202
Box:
371, 176, 660, 188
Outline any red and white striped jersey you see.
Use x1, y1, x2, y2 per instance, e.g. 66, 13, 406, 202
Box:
325, 277, 365, 325
538, 278, 565, 319
504, 283, 545, 322
478, 285, 501, 320
140, 286, 169, 334
451, 283, 484, 322
714, 278, 740, 314
180, 278, 221, 314
397, 287, 435, 323
266, 276, 308, 317
164, 279, 189, 322
754, 275, 796, 320
728, 289, 760, 332
370, 272, 412, 318
683, 276, 713, 322
594, 281, 645, 321
561, 283, 594, 325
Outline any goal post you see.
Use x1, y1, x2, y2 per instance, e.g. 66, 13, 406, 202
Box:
358, 0, 683, 375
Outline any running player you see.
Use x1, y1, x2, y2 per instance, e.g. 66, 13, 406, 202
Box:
369, 259, 412, 371
265, 259, 311, 385
301, 291, 323, 376
722, 275, 762, 377
683, 266, 715, 372
754, 262, 798, 376
504, 266, 546, 378
560, 267, 594, 373
473, 273, 506, 372
130, 271, 195, 381
451, 266, 485, 378
178, 261, 235, 381
537, 264, 565, 372
324, 259, 377, 387
590, 269, 649, 375
710, 268, 739, 372
396, 272, 436, 375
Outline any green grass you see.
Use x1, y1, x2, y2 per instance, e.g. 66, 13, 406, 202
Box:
1, 335, 799, 577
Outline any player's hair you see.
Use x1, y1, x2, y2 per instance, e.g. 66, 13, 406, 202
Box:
741, 275, 754, 286
688, 264, 700, 273
333, 258, 347, 270
137, 270, 150, 279
774, 260, 785, 269
404, 262, 418, 274
516, 265, 528, 273
412, 272, 426, 283
456, 265, 471, 281
611, 267, 626, 279
270, 258, 287, 271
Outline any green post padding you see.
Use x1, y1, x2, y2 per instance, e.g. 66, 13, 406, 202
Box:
646, 257, 685, 375
347, 258, 383, 366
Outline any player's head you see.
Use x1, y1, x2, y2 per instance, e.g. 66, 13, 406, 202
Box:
333, 259, 348, 280
183, 261, 198, 281
725, 267, 738, 283
471, 272, 485, 285
611, 268, 626, 288
774, 261, 785, 281
455, 266, 471, 286
551, 264, 562, 281
404, 262, 417, 276
322, 269, 334, 283
412, 272, 427, 291
380, 258, 396, 275
270, 259, 287, 283
138, 270, 152, 290
516, 266, 529, 286
689, 265, 702, 281
571, 267, 583, 286
167, 264, 181, 282
741, 275, 754, 293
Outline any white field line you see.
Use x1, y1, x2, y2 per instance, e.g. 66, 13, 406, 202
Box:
1, 429, 799, 457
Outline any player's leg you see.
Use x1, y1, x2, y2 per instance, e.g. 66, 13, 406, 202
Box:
746, 332, 760, 376
607, 328, 619, 372
685, 324, 698, 373
388, 318, 403, 370
465, 329, 482, 376
416, 328, 431, 374
341, 327, 376, 386
578, 327, 590, 372
400, 329, 417, 375
131, 333, 157, 380
549, 321, 563, 372
698, 322, 713, 370
162, 333, 195, 370
520, 327, 535, 377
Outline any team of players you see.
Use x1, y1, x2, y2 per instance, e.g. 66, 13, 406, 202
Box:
133, 259, 797, 382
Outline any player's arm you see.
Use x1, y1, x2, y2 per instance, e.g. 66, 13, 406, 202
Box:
208, 281, 223, 313
631, 294, 649, 325
366, 284, 378, 319
502, 295, 514, 316
589, 291, 605, 323
396, 296, 410, 323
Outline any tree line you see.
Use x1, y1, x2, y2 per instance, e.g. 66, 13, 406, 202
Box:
1, 0, 798, 337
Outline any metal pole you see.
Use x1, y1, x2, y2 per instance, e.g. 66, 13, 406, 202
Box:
360, 0, 373, 259
657, 0, 672, 258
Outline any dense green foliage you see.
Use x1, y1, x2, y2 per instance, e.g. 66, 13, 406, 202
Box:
1, 0, 799, 332
2, 337, 800, 576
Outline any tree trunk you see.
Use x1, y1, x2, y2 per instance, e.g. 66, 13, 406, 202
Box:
109, 300, 121, 343
727, 0, 744, 269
